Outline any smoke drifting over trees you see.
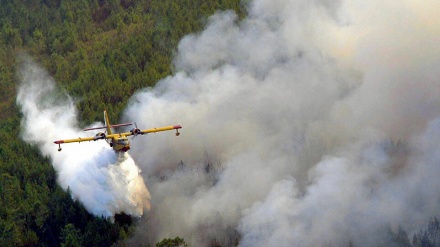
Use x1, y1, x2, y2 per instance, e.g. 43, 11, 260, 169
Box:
123, 0, 440, 246
12, 0, 440, 246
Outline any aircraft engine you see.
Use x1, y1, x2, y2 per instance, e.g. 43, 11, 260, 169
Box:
94, 132, 106, 140
130, 128, 141, 136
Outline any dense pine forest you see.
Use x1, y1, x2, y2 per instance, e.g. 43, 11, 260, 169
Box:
1, 1, 440, 247
0, 0, 244, 246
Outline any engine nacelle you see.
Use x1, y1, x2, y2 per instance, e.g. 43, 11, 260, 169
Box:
94, 132, 106, 140
130, 128, 141, 136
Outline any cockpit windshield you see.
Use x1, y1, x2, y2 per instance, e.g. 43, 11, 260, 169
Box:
117, 138, 128, 145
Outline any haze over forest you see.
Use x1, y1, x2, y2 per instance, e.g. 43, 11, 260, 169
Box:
1, 0, 440, 246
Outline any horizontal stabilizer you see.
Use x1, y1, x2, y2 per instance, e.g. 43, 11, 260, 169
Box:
84, 123, 132, 131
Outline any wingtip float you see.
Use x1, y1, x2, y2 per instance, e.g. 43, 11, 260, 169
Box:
54, 110, 182, 152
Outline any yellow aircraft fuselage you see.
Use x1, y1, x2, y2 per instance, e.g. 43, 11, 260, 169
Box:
111, 136, 130, 152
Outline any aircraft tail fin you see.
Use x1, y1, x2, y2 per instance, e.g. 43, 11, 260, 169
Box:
83, 110, 132, 133
104, 110, 112, 135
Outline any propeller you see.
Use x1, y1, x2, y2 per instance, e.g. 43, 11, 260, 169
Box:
130, 122, 141, 138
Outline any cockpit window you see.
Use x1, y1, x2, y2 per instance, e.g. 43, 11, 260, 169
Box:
117, 138, 128, 145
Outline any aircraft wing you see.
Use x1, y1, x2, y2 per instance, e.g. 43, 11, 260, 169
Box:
54, 135, 106, 145
121, 125, 182, 137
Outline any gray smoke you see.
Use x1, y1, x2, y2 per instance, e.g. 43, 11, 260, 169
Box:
17, 58, 151, 217
123, 0, 440, 246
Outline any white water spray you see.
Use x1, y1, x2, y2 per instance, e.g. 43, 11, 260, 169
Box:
17, 58, 150, 217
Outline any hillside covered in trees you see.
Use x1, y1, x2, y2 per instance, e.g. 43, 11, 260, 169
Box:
1, 1, 440, 247
0, 0, 245, 245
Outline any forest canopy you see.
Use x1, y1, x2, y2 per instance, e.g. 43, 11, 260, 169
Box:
1, 1, 439, 247
0, 0, 244, 245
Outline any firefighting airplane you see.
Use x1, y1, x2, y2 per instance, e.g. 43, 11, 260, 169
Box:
54, 110, 181, 152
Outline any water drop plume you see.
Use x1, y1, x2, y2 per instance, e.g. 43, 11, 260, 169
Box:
17, 57, 151, 217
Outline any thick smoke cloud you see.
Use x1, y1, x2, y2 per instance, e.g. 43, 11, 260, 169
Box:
17, 58, 150, 217
124, 0, 440, 246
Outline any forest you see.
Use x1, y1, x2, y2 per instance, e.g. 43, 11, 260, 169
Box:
0, 0, 245, 246
1, 0, 439, 246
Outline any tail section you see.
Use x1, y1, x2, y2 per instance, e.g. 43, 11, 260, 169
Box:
83, 110, 132, 132
104, 110, 112, 135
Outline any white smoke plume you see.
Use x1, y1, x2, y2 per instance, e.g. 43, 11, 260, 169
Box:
16, 58, 151, 217
123, 0, 440, 246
